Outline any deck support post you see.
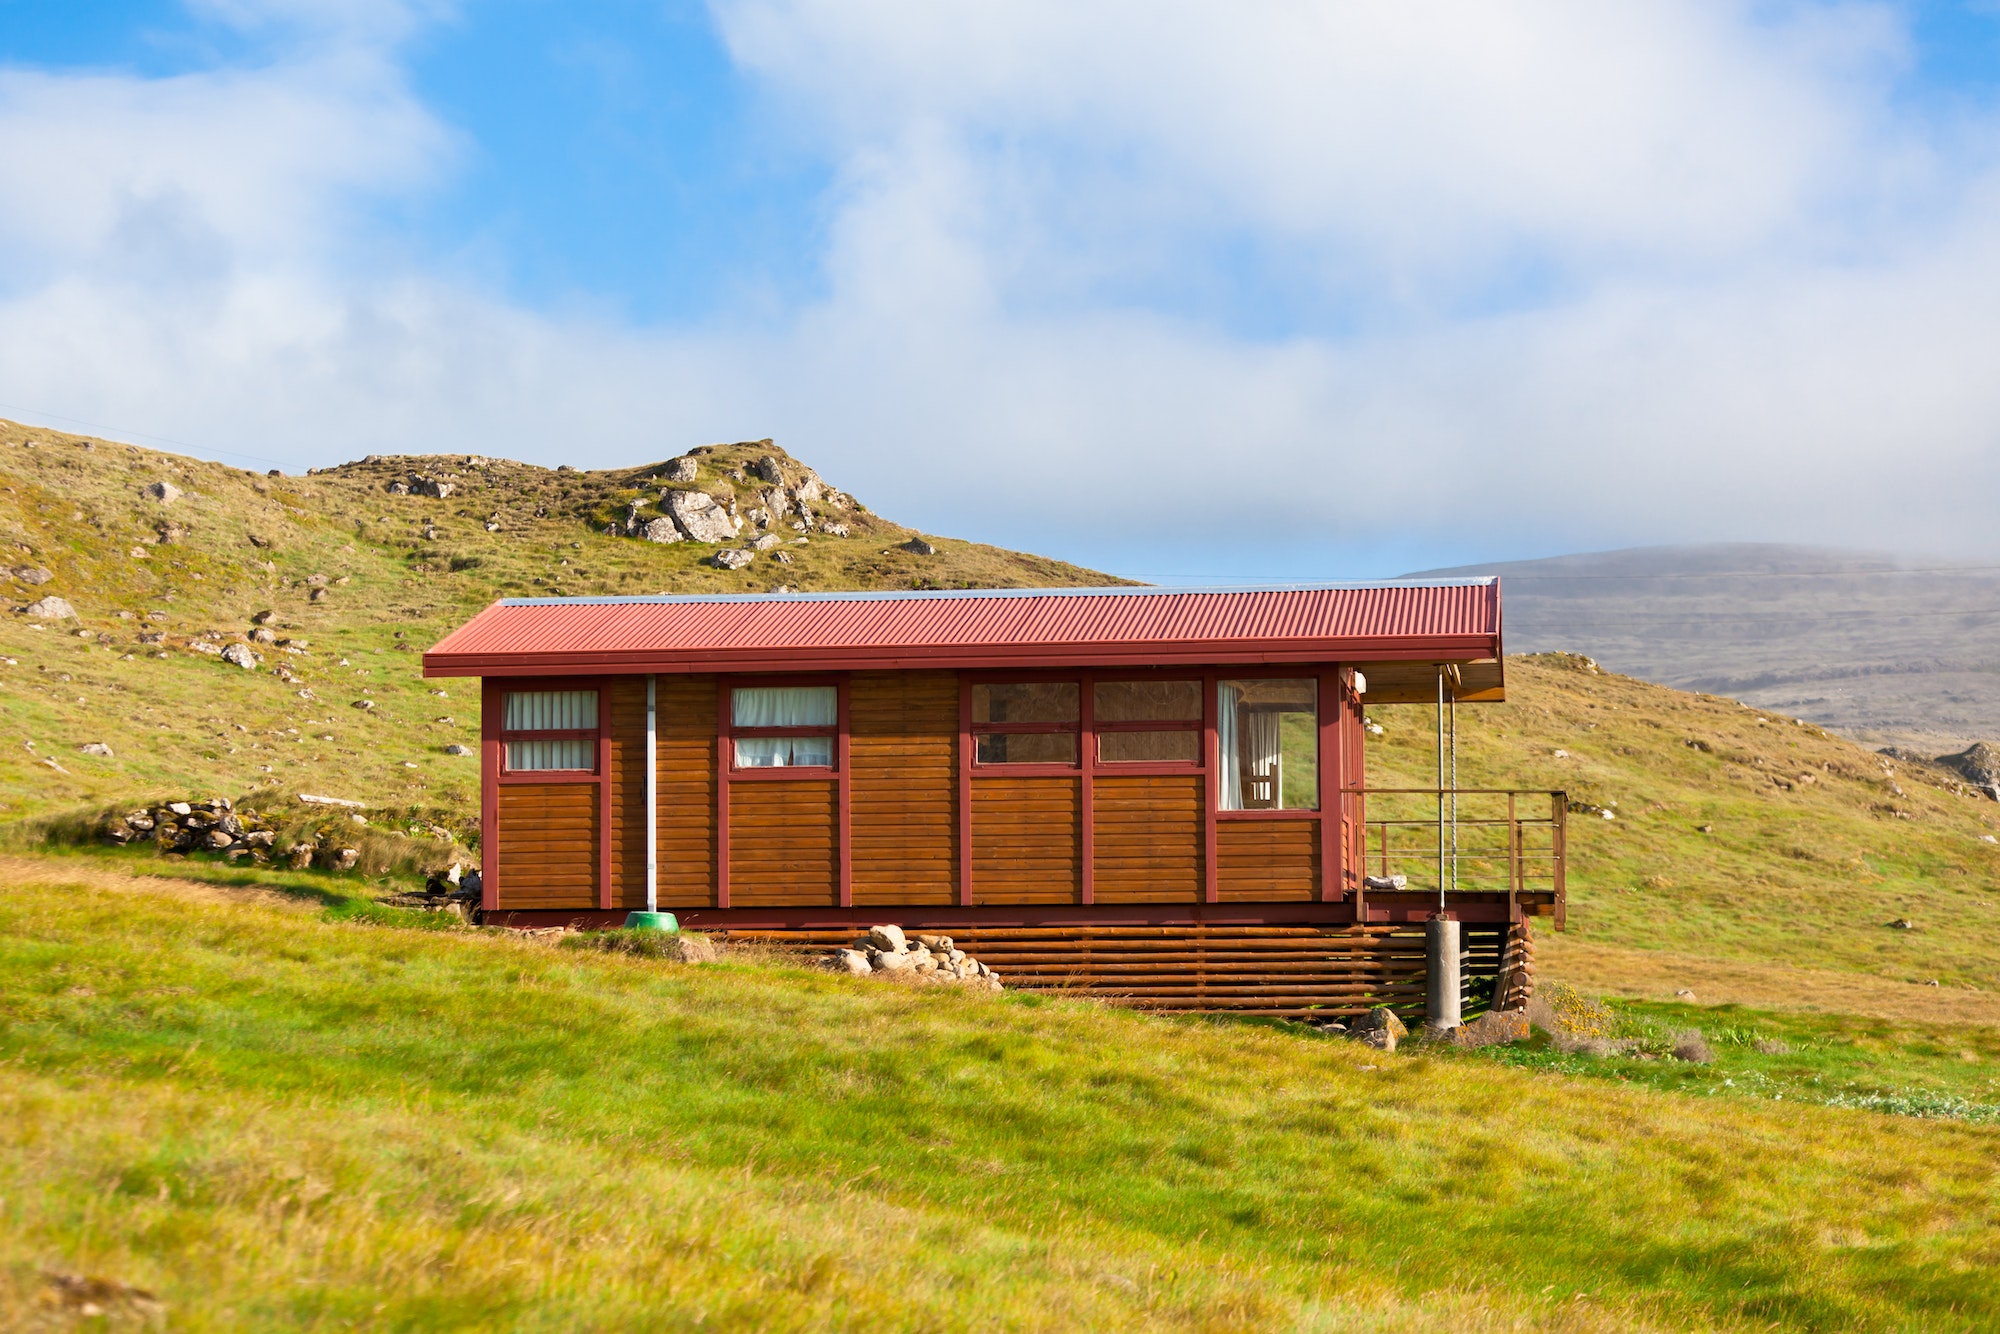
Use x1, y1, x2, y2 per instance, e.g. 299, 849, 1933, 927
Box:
645, 674, 657, 913
1426, 916, 1462, 1032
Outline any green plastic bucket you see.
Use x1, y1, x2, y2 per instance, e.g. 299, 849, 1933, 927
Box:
623, 910, 679, 932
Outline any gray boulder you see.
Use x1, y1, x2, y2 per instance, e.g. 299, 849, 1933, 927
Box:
220, 643, 258, 670
753, 455, 786, 484
79, 742, 113, 757
832, 948, 873, 976
866, 924, 907, 952
21, 596, 76, 619
12, 566, 53, 585
445, 744, 475, 756
752, 533, 782, 551
640, 516, 681, 544
899, 538, 937, 556
665, 456, 699, 483
711, 549, 754, 570
667, 490, 740, 543
142, 481, 182, 504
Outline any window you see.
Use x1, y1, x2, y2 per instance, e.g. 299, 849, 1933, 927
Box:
732, 685, 837, 768
503, 690, 598, 772
1218, 679, 1317, 810
1094, 679, 1200, 764
972, 681, 1079, 765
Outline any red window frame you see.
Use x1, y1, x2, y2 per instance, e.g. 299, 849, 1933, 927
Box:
722, 675, 843, 777
498, 685, 602, 780
968, 675, 1083, 774
1091, 677, 1203, 769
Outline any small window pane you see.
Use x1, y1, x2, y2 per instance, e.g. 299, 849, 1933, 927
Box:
733, 686, 837, 728
735, 736, 834, 768
1100, 730, 1199, 763
1094, 680, 1201, 722
973, 682, 1078, 724
504, 690, 597, 732
505, 738, 595, 771
976, 732, 1079, 765
1218, 679, 1317, 810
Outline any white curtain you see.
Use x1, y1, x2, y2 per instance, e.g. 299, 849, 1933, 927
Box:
1246, 711, 1282, 806
505, 739, 594, 771
734, 737, 834, 768
1219, 683, 1242, 809
732, 686, 837, 727
504, 690, 597, 731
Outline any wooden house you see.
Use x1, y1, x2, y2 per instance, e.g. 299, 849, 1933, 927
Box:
424, 581, 1562, 1018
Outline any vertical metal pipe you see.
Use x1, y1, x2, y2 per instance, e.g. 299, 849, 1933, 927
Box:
1436, 667, 1445, 911
645, 674, 657, 914
1449, 685, 1458, 895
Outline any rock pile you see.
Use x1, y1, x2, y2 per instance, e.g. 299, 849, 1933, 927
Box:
824, 923, 1003, 991
379, 863, 484, 922
102, 797, 286, 860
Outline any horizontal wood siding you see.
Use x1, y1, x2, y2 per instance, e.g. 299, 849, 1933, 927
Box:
497, 783, 597, 910
850, 671, 957, 906
972, 776, 1079, 904
658, 674, 717, 908
606, 676, 648, 909
1093, 773, 1203, 903
1216, 821, 1319, 902
730, 779, 838, 906
723, 923, 1511, 1021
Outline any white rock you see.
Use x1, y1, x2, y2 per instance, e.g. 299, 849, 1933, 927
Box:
665, 456, 699, 483
832, 948, 872, 976
667, 490, 740, 543
712, 548, 754, 570
640, 516, 681, 544
20, 596, 75, 619
78, 742, 113, 757
872, 949, 915, 973
866, 924, 907, 952
220, 643, 258, 670
142, 481, 182, 504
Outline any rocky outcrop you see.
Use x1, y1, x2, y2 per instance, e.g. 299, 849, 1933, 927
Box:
1937, 742, 2000, 800
665, 456, 699, 483
639, 516, 681, 544
101, 797, 290, 862
666, 490, 740, 543
822, 923, 1003, 990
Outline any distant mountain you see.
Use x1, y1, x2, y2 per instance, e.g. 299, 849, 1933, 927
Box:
1405, 543, 2000, 750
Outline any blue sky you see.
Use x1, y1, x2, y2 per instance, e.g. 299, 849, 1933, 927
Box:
2, 1, 1999, 581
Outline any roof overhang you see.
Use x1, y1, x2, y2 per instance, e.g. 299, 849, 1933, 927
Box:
423, 581, 1507, 698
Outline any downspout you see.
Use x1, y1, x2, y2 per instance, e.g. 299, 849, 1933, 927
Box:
626, 673, 674, 930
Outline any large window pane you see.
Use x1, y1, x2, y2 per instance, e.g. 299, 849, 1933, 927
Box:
735, 736, 834, 768
1218, 679, 1318, 810
1099, 730, 1199, 763
1094, 680, 1201, 722
976, 732, 1079, 765
505, 738, 595, 771
733, 686, 837, 728
973, 682, 1078, 724
504, 690, 597, 732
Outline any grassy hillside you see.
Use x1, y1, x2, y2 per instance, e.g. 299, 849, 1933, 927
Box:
1369, 654, 2000, 1015
5, 856, 1999, 1332
0, 419, 1114, 830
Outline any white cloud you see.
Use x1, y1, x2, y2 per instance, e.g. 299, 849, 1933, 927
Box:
1, 0, 1998, 578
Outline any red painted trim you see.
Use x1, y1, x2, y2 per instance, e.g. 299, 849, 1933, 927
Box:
724, 766, 840, 782
481, 678, 500, 914
425, 634, 1500, 678
1093, 720, 1202, 732
1090, 760, 1204, 775
1318, 667, 1339, 903
837, 673, 852, 909
484, 891, 1536, 933
1203, 671, 1218, 904
967, 761, 1078, 778
495, 770, 598, 785
598, 725, 613, 911
1079, 668, 1094, 906
1216, 809, 1321, 821
715, 677, 730, 910
957, 673, 973, 907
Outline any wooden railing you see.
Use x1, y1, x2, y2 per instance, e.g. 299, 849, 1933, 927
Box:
1348, 788, 1566, 906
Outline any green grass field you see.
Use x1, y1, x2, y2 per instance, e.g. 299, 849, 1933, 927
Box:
6, 858, 2000, 1332
11, 421, 2000, 1330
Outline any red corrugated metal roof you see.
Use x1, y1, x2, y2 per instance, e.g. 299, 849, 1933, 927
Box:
423, 581, 1502, 677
